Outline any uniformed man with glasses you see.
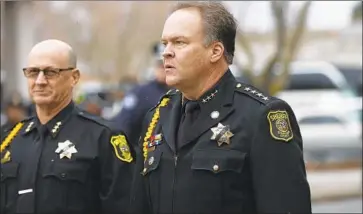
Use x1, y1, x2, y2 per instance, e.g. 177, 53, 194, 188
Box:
1, 39, 135, 214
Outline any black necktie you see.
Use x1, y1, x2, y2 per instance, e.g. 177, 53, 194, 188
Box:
177, 100, 200, 149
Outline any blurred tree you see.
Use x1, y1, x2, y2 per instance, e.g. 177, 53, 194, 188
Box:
236, 1, 312, 95
33, 1, 172, 83
352, 2, 362, 22
114, 1, 171, 81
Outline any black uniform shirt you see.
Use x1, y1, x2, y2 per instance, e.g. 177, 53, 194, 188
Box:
1, 101, 134, 214
131, 70, 311, 214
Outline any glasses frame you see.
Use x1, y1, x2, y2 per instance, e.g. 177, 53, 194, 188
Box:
22, 67, 75, 79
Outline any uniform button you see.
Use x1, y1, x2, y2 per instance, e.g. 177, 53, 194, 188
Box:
236, 83, 242, 88
60, 173, 67, 178
142, 168, 147, 174
213, 164, 219, 172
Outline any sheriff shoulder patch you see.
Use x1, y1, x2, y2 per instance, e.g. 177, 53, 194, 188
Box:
267, 110, 293, 142
110, 135, 133, 163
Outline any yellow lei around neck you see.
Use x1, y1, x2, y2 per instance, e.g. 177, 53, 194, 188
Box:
1, 122, 24, 153
143, 97, 170, 161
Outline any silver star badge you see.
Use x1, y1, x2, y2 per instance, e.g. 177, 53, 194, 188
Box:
55, 140, 77, 159
210, 123, 234, 146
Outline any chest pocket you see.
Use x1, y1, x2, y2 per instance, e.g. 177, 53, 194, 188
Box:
191, 149, 246, 174
190, 149, 247, 207
43, 162, 88, 183
1, 162, 19, 182
41, 161, 89, 211
142, 149, 163, 176
1, 162, 20, 212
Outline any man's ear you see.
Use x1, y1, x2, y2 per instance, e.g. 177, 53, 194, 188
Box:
71, 69, 80, 87
210, 42, 224, 63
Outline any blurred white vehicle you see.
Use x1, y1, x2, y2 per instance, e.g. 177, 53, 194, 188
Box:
295, 109, 362, 163
275, 60, 357, 113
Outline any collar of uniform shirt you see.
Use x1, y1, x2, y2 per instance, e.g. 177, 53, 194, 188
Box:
181, 69, 233, 110
22, 101, 75, 138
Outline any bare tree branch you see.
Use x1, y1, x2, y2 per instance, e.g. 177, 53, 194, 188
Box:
235, 29, 255, 84
270, 1, 312, 95
259, 1, 287, 94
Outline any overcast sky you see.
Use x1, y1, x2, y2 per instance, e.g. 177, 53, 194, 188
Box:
224, 1, 359, 32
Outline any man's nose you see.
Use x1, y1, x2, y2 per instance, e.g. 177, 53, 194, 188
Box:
35, 71, 47, 84
162, 45, 175, 58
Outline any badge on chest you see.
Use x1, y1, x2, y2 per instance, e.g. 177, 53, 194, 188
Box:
210, 123, 234, 147
55, 140, 78, 159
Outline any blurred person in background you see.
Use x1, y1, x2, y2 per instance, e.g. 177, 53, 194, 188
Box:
112, 42, 170, 148
130, 2, 311, 214
1, 101, 27, 136
0, 39, 134, 214
76, 93, 105, 116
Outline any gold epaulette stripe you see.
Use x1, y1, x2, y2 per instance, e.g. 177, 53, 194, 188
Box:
1, 122, 24, 153
142, 98, 170, 161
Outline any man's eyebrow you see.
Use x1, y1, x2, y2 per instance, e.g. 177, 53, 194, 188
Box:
161, 36, 188, 42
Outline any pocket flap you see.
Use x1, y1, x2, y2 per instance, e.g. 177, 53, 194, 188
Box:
43, 162, 88, 183
142, 150, 163, 176
1, 162, 19, 182
192, 149, 246, 173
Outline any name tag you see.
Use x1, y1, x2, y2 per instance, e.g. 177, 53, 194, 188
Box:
18, 189, 33, 195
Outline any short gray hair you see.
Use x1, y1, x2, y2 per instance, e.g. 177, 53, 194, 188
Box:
170, 1, 237, 64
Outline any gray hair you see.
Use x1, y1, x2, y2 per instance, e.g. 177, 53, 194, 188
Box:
170, 1, 237, 64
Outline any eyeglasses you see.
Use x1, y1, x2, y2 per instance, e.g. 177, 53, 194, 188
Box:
22, 67, 74, 78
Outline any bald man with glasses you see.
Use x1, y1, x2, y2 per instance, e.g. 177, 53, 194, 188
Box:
1, 39, 135, 214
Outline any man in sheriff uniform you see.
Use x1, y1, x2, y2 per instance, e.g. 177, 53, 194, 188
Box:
112, 42, 169, 147
0, 39, 134, 214
130, 2, 312, 214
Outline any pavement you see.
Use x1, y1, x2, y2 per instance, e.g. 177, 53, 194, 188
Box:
308, 168, 362, 201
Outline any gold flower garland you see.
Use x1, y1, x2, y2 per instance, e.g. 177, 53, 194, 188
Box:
1, 122, 24, 153
143, 97, 170, 161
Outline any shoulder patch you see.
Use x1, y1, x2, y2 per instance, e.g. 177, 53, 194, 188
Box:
123, 94, 137, 109
267, 110, 293, 142
234, 82, 271, 104
110, 134, 133, 163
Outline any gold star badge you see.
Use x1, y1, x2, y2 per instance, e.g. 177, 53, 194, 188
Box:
210, 123, 234, 146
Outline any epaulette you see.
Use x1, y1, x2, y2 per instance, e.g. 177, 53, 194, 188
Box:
234, 82, 273, 105
1, 116, 33, 149
149, 88, 179, 111
76, 110, 112, 129
2, 116, 34, 134
21, 116, 35, 123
